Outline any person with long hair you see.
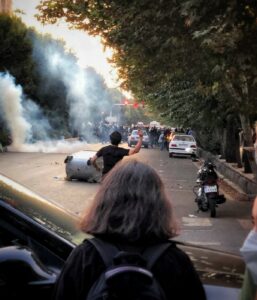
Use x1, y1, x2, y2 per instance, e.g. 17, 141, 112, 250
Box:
52, 159, 206, 300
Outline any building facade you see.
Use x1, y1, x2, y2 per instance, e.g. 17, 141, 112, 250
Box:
0, 0, 12, 14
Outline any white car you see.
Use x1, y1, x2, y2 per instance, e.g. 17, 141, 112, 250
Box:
128, 130, 149, 148
169, 134, 197, 158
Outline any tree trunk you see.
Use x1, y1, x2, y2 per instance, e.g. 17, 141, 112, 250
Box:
224, 115, 238, 163
220, 127, 226, 159
239, 114, 253, 173
235, 128, 242, 168
213, 127, 223, 155
239, 114, 253, 147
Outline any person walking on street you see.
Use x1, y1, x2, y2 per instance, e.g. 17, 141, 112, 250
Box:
89, 129, 143, 176
158, 131, 165, 151
164, 128, 172, 151
52, 159, 206, 300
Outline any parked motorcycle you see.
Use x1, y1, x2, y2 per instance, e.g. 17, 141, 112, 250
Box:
193, 160, 226, 217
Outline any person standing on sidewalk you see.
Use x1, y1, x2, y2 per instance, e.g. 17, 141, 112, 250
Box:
240, 196, 257, 300
89, 129, 143, 177
253, 122, 257, 164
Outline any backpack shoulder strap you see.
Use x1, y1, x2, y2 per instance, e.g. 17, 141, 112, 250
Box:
88, 238, 120, 267
142, 242, 173, 270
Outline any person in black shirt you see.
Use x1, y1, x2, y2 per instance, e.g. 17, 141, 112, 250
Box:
52, 159, 206, 300
89, 129, 143, 176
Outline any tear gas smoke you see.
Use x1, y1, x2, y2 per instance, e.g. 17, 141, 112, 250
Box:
22, 99, 52, 141
0, 72, 89, 153
0, 35, 121, 153
32, 36, 113, 142
0, 73, 32, 147
7, 139, 93, 153
0, 72, 53, 145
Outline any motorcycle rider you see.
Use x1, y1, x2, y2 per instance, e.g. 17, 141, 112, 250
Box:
197, 161, 218, 183
194, 160, 225, 217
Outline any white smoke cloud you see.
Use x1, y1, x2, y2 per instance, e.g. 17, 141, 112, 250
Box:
32, 36, 113, 141
0, 72, 94, 153
0, 72, 69, 152
0, 73, 32, 147
22, 99, 52, 141
7, 139, 90, 153
0, 35, 122, 153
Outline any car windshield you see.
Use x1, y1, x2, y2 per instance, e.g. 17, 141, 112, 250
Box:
0, 174, 87, 246
132, 130, 148, 136
173, 135, 195, 142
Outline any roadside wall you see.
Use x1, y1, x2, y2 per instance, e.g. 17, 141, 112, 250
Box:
198, 149, 257, 199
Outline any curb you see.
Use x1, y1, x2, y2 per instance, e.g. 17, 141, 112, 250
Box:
219, 177, 249, 202
194, 158, 251, 202
197, 149, 257, 201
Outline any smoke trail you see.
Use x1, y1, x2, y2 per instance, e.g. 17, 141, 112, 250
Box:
0, 72, 90, 153
0, 35, 124, 153
7, 139, 93, 153
22, 99, 52, 141
0, 72, 69, 152
0, 72, 32, 147
32, 35, 113, 141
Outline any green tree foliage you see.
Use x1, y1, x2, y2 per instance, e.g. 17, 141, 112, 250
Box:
0, 14, 36, 144
0, 14, 35, 95
182, 0, 257, 146
37, 1, 257, 158
0, 10, 138, 145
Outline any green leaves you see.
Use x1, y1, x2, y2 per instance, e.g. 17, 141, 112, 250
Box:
0, 15, 35, 93
36, 0, 257, 148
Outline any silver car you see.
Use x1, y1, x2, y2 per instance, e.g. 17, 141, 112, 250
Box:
128, 130, 149, 148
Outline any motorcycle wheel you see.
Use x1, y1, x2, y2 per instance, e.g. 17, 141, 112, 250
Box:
209, 198, 216, 218
198, 194, 208, 211
200, 202, 208, 212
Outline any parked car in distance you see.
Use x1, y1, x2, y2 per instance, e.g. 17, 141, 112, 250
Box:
0, 173, 245, 300
169, 134, 197, 158
128, 129, 149, 148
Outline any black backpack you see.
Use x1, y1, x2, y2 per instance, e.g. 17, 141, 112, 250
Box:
86, 238, 171, 300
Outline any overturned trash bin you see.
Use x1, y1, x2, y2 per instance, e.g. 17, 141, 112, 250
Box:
64, 150, 103, 183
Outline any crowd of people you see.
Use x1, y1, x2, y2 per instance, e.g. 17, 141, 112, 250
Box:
77, 120, 195, 150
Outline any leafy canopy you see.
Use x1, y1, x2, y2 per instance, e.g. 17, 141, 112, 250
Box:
37, 1, 257, 145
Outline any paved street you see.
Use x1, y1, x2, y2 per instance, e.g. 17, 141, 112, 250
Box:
0, 142, 253, 255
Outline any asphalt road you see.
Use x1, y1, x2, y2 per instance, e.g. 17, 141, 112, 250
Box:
0, 142, 253, 255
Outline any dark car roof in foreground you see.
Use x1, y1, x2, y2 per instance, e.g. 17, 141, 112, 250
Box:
0, 173, 87, 245
0, 173, 245, 289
